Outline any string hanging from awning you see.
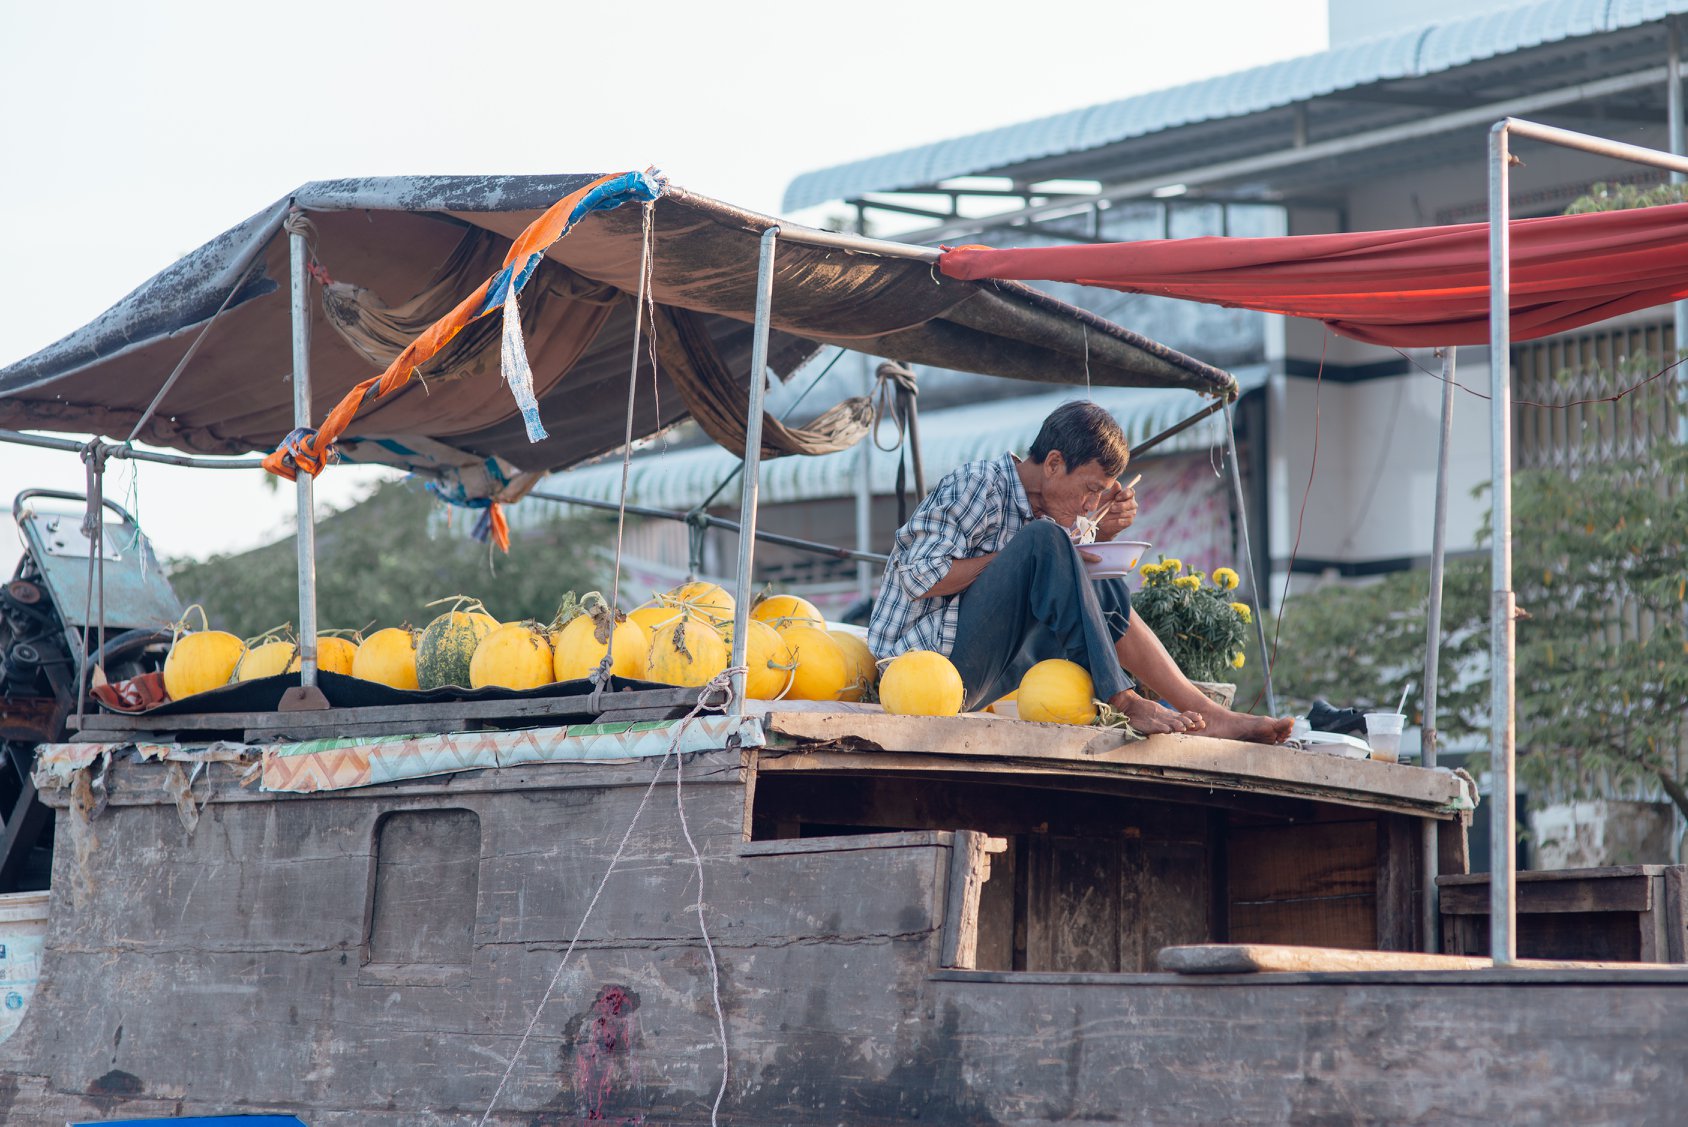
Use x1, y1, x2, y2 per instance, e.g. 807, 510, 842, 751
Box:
939, 202, 1688, 348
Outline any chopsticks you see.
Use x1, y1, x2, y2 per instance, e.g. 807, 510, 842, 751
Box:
1084, 473, 1142, 523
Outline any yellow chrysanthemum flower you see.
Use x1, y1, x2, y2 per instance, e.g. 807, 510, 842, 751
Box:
1230, 601, 1252, 623
1174, 575, 1201, 590
1232, 651, 1246, 669
1163, 558, 1184, 574
1139, 562, 1163, 578
1213, 567, 1240, 590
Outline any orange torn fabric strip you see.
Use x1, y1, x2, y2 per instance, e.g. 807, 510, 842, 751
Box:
261, 172, 632, 485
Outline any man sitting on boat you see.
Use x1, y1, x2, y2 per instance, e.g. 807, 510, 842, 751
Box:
868, 400, 1293, 742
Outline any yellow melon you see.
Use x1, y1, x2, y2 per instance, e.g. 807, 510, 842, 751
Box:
627, 603, 681, 638
780, 624, 852, 702
751, 593, 823, 627
1016, 659, 1098, 725
352, 627, 421, 690
663, 580, 735, 627
879, 650, 965, 717
236, 639, 300, 682
315, 635, 358, 676
553, 609, 649, 683
827, 629, 878, 703
741, 619, 796, 700
470, 623, 555, 690
645, 614, 728, 687
162, 629, 245, 699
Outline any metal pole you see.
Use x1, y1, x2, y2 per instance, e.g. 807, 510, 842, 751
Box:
853, 202, 874, 601
1670, 19, 1688, 439
855, 350, 875, 598
1487, 126, 1518, 966
1422, 347, 1457, 768
288, 211, 319, 689
0, 429, 267, 469
1222, 401, 1276, 716
525, 489, 888, 564
1421, 345, 1457, 952
729, 228, 779, 715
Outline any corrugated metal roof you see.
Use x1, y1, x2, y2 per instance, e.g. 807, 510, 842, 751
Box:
517, 369, 1265, 519
783, 0, 1688, 210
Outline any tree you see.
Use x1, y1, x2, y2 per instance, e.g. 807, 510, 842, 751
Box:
169, 478, 611, 639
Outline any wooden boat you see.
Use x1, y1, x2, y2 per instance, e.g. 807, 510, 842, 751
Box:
5, 170, 1686, 1125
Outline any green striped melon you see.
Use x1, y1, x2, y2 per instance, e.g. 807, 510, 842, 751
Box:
417, 610, 497, 690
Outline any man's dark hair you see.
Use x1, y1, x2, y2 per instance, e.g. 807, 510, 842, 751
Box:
1027, 401, 1129, 477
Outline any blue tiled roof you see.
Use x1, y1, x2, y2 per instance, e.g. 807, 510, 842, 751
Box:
784, 0, 1688, 210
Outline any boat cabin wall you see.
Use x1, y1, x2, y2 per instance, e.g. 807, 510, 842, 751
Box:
0, 753, 992, 1124
751, 771, 1466, 971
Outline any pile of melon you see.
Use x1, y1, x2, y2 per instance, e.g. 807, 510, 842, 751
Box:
159, 583, 894, 705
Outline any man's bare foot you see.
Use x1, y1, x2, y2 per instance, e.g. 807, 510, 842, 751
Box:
1107, 690, 1205, 735
1198, 708, 1295, 745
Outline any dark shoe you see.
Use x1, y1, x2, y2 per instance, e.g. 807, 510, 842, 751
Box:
1308, 697, 1367, 735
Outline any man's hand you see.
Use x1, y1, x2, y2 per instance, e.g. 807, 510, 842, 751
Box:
1092, 482, 1139, 541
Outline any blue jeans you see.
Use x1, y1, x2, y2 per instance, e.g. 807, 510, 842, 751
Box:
949, 519, 1134, 712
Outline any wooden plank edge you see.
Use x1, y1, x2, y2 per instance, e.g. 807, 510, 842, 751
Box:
754, 748, 1462, 821
1156, 943, 1679, 975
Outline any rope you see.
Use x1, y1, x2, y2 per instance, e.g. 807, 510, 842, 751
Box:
674, 730, 730, 1126
474, 669, 743, 1127
74, 440, 111, 730
871, 362, 923, 523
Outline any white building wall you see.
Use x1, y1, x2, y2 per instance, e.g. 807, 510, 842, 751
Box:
1267, 361, 1493, 587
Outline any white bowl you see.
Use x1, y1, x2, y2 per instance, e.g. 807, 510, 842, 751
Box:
1082, 539, 1151, 580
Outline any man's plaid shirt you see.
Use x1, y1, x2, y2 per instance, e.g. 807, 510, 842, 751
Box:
868, 453, 1034, 659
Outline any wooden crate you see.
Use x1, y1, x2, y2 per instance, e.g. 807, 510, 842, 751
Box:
1438, 865, 1688, 962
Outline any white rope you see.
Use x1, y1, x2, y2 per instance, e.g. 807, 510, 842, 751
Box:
1082, 323, 1091, 400
674, 739, 730, 1126
641, 202, 666, 453
594, 201, 657, 691
475, 668, 742, 1126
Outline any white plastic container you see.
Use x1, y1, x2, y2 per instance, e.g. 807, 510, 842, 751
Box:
1365, 712, 1406, 764
0, 890, 49, 1045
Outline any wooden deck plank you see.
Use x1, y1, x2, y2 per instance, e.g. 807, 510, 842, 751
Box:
1155, 943, 1674, 975
759, 710, 1472, 819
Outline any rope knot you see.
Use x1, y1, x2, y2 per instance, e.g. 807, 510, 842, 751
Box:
696, 666, 748, 712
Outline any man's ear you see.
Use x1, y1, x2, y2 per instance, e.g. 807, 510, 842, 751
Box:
1044, 451, 1065, 476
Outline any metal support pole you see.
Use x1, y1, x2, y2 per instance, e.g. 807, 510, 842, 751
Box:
855, 349, 875, 598
1474, 115, 1688, 964
1223, 401, 1275, 716
525, 489, 887, 565
1487, 126, 1518, 966
288, 212, 319, 690
1670, 19, 1688, 437
0, 429, 267, 469
1421, 345, 1457, 952
729, 228, 779, 716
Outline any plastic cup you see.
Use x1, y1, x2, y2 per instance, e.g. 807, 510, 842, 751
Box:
1364, 712, 1405, 763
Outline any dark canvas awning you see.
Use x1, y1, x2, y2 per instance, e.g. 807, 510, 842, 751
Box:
0, 174, 1234, 483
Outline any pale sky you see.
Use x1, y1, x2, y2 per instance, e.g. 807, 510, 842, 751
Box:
0, 0, 1328, 575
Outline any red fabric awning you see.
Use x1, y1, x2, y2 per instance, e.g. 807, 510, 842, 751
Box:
939, 203, 1688, 348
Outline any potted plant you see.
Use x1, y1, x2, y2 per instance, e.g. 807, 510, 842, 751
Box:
1131, 558, 1252, 707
